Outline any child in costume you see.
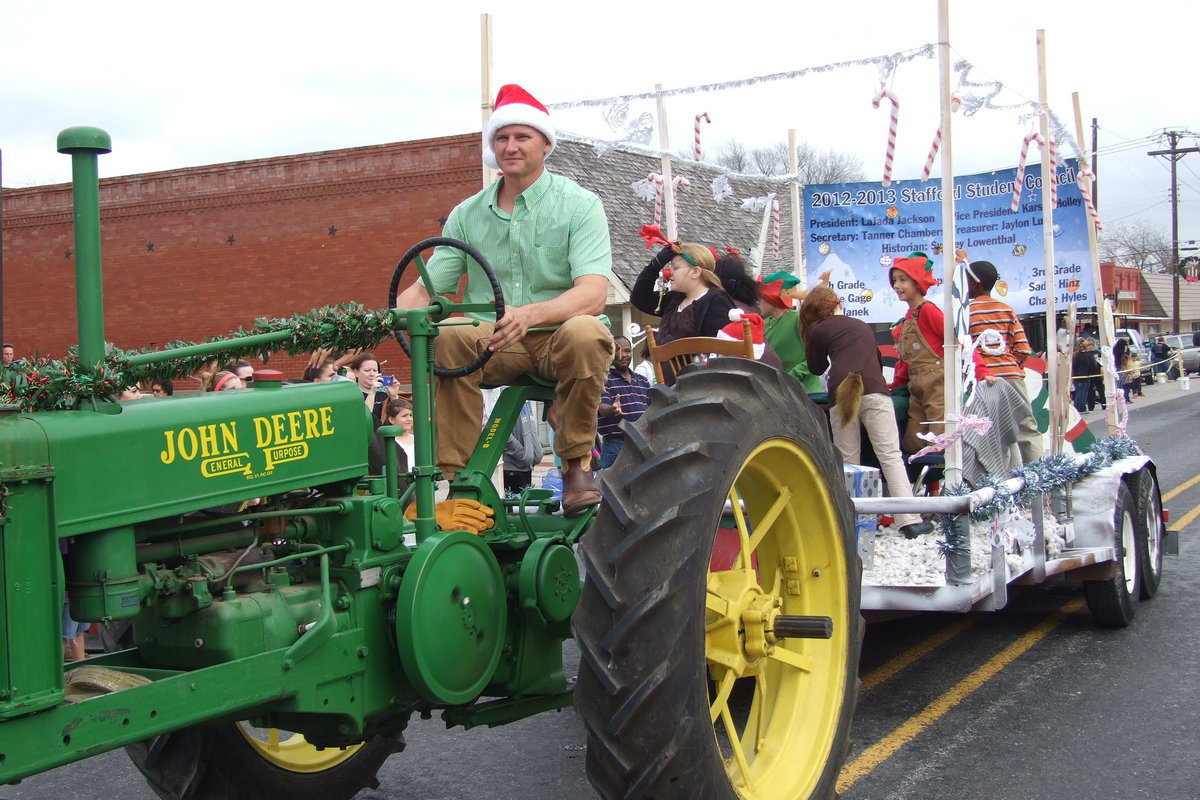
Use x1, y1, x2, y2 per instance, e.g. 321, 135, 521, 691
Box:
802, 286, 932, 539
967, 260, 1039, 467
888, 252, 993, 453
757, 269, 830, 394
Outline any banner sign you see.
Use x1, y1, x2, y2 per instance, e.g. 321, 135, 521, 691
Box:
803, 159, 1094, 324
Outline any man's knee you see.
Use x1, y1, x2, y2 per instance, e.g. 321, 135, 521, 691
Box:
436, 322, 489, 364
553, 316, 612, 374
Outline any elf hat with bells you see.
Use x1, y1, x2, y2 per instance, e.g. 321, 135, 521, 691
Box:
889, 251, 937, 294
758, 269, 833, 308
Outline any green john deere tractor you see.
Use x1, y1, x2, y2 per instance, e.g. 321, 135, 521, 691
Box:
0, 127, 861, 800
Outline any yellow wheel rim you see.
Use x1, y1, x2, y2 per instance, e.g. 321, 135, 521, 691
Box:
705, 439, 850, 800
237, 724, 364, 773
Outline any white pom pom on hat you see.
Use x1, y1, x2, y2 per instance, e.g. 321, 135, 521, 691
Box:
715, 308, 766, 359
483, 84, 557, 170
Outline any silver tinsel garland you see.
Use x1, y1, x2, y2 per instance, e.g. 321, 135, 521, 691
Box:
935, 436, 1141, 553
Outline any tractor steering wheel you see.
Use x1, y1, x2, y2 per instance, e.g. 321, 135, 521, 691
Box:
388, 237, 507, 379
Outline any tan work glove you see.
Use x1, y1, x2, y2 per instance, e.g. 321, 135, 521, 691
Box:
404, 499, 495, 535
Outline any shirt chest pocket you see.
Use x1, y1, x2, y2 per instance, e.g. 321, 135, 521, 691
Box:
532, 213, 570, 249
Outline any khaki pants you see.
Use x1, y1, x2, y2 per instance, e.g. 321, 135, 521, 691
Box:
434, 316, 612, 478
830, 392, 922, 529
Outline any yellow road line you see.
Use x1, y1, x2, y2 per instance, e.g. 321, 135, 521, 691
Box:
860, 614, 981, 694
837, 596, 1085, 794
1168, 500, 1200, 532
1161, 472, 1200, 503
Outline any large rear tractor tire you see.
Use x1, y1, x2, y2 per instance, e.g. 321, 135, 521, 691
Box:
126, 723, 402, 800
1132, 468, 1164, 600
1083, 481, 1140, 627
574, 359, 862, 800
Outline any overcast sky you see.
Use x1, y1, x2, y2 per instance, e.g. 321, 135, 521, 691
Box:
3, 0, 1196, 244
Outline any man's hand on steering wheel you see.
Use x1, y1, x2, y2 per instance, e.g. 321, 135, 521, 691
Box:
488, 305, 538, 352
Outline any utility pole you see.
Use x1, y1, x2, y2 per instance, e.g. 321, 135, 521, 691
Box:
1148, 131, 1200, 332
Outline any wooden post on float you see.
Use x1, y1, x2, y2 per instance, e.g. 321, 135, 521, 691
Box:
1072, 92, 1118, 437
937, 0, 963, 487
655, 84, 677, 240
480, 14, 495, 190
1037, 30, 1061, 456
789, 128, 805, 289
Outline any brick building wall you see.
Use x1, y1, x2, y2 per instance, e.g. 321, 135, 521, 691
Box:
2, 133, 481, 384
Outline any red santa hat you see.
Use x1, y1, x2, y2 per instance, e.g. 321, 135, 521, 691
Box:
715, 309, 766, 359
483, 84, 557, 170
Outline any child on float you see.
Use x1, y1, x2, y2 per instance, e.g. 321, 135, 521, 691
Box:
631, 226, 735, 344
756, 269, 831, 394
888, 252, 993, 453
801, 285, 932, 538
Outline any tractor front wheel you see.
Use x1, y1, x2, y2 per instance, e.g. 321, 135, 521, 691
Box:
574, 359, 862, 800
126, 723, 401, 800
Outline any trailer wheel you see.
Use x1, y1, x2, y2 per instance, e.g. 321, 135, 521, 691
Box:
1132, 469, 1164, 599
574, 359, 862, 800
1082, 481, 1140, 627
126, 723, 401, 800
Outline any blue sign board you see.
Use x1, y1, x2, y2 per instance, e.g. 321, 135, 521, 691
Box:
803, 159, 1094, 324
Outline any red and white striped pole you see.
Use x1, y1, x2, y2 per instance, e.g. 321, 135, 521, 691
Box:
872, 87, 900, 186
771, 197, 781, 259
693, 112, 711, 161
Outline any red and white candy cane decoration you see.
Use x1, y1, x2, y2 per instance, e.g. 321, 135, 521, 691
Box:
648, 172, 665, 226
694, 112, 711, 161
1012, 132, 1058, 212
771, 197, 781, 259
871, 87, 900, 186
922, 95, 962, 179
671, 175, 691, 231
1076, 167, 1104, 232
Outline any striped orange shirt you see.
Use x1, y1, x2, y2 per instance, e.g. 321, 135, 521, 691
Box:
968, 296, 1031, 379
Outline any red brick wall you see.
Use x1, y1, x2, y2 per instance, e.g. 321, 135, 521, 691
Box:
2, 133, 481, 384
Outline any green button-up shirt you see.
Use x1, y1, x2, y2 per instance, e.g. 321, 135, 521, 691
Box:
423, 170, 612, 321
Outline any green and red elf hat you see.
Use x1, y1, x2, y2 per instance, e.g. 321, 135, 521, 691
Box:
889, 251, 937, 294
758, 270, 801, 309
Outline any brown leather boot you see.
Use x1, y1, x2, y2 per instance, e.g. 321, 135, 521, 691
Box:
561, 456, 601, 517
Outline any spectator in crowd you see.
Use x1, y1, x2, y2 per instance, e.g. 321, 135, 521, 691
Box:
633, 346, 656, 384
197, 361, 219, 391
151, 379, 174, 397
211, 370, 243, 392
967, 260, 1040, 466
1072, 338, 1104, 413
597, 336, 650, 469
303, 359, 336, 382
503, 401, 543, 494
1114, 338, 1139, 403
116, 385, 144, 401
1, 344, 15, 368
222, 360, 255, 387
1151, 336, 1172, 378
802, 285, 931, 538
385, 397, 416, 470
349, 352, 389, 422
392, 83, 612, 517
62, 600, 89, 662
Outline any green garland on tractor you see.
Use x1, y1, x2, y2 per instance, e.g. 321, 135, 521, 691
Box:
0, 302, 398, 412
